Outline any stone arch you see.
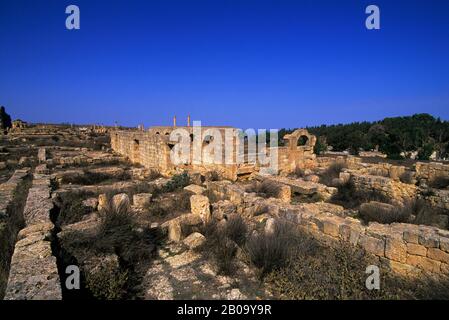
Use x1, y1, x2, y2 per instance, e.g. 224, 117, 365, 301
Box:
283, 129, 316, 150
297, 135, 309, 146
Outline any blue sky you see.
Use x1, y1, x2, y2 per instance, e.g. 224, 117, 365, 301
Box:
1, 0, 449, 129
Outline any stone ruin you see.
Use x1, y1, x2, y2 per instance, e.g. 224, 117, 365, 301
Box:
110, 126, 317, 180
1, 122, 449, 300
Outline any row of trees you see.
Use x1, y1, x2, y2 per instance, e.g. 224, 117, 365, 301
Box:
279, 114, 449, 160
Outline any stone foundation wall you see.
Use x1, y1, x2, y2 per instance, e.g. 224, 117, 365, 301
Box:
416, 162, 449, 183
348, 172, 417, 204
282, 205, 449, 276
4, 174, 62, 300
205, 180, 449, 276
0, 169, 30, 298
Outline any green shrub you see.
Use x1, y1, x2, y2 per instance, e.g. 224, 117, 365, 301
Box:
163, 172, 190, 192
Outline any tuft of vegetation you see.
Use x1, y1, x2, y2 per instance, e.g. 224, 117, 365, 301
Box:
399, 171, 415, 184
248, 180, 281, 199
265, 230, 449, 299
359, 202, 412, 224
163, 172, 190, 192
428, 175, 449, 189
61, 169, 131, 186
319, 160, 347, 186
199, 216, 247, 275
59, 193, 160, 299
290, 166, 305, 179
84, 258, 129, 300
57, 193, 91, 226
331, 180, 391, 209
245, 219, 298, 277
147, 169, 162, 180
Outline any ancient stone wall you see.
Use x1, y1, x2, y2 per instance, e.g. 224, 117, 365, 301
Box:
0, 169, 30, 298
111, 128, 317, 179
349, 172, 417, 204
416, 162, 449, 183
205, 180, 449, 276
4, 173, 62, 300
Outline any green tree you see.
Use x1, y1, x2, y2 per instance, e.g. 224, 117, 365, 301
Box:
0, 106, 12, 133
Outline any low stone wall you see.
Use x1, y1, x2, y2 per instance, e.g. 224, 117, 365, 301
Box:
4, 174, 62, 300
206, 181, 449, 276
0, 169, 30, 298
349, 172, 417, 204
421, 189, 449, 212
416, 162, 449, 183
281, 204, 449, 276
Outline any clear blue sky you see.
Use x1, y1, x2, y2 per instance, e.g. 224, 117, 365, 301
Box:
1, 0, 449, 129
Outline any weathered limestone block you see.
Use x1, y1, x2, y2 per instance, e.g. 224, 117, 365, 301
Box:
440, 237, 449, 253
406, 254, 441, 273
418, 231, 439, 248
278, 185, 291, 203
35, 164, 49, 174
385, 238, 407, 263
339, 219, 363, 245
37, 148, 46, 163
183, 232, 206, 249
167, 219, 182, 242
358, 234, 385, 257
305, 175, 320, 183
98, 193, 108, 211
184, 184, 205, 195
82, 197, 98, 211
406, 243, 427, 257
133, 193, 152, 209
427, 248, 449, 264
190, 195, 211, 223
211, 200, 237, 220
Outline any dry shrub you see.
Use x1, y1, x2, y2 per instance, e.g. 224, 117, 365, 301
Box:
62, 170, 131, 185
320, 160, 347, 186
147, 169, 162, 180
199, 216, 247, 275
265, 233, 449, 300
428, 175, 449, 189
291, 166, 306, 178
245, 219, 298, 277
248, 180, 281, 199
359, 202, 411, 224
399, 171, 414, 184
331, 180, 391, 209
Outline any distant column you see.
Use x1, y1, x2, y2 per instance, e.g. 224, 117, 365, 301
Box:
173, 115, 177, 127
187, 114, 191, 127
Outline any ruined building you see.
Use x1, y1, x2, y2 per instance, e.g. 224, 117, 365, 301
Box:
110, 118, 316, 180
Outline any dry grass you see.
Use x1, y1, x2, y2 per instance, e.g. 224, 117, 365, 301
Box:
248, 180, 281, 199
319, 160, 348, 186
245, 219, 298, 277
